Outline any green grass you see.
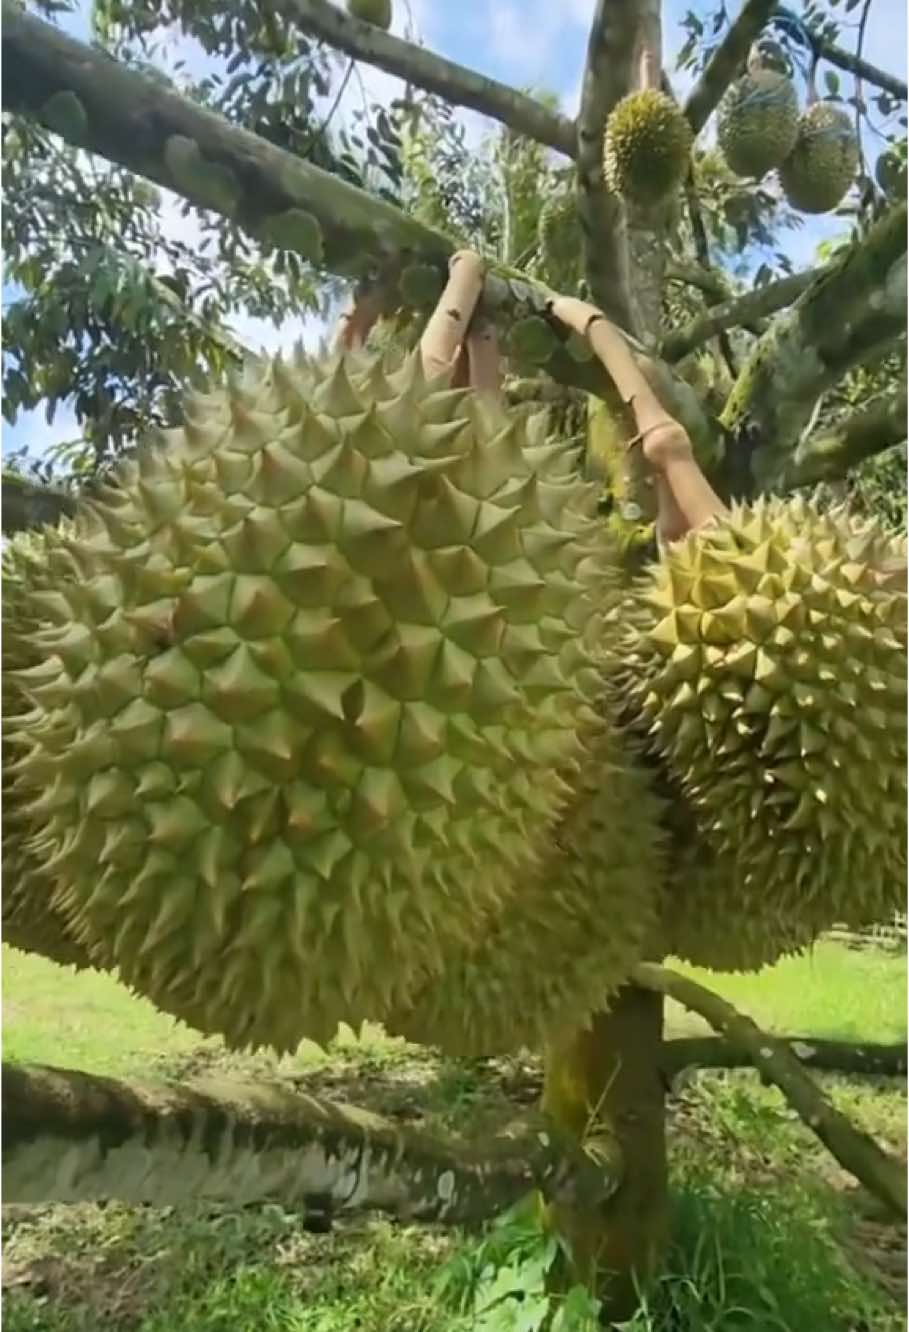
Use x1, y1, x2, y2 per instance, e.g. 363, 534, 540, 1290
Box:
2, 940, 905, 1331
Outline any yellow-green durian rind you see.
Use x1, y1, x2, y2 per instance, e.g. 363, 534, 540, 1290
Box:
612, 496, 906, 951
8, 347, 621, 1053
717, 70, 800, 179
387, 717, 669, 1054
3, 528, 94, 971
603, 90, 694, 208
779, 104, 859, 213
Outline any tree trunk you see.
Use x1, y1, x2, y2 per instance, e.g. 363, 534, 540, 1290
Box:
542, 984, 668, 1323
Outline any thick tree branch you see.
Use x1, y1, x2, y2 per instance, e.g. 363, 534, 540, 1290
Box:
773, 7, 908, 101
281, 0, 577, 158
1, 471, 76, 533
684, 0, 778, 135
719, 203, 907, 491
662, 1035, 908, 1079
660, 267, 821, 362
633, 965, 907, 1219
2, 4, 715, 453
574, 0, 639, 333
782, 392, 907, 489
2, 1062, 621, 1219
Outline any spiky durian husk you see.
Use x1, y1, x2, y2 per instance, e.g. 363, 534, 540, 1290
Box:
387, 715, 668, 1054
613, 497, 907, 948
717, 70, 800, 179
537, 194, 583, 288
779, 104, 859, 214
2, 528, 93, 970
7, 348, 623, 1053
603, 90, 694, 210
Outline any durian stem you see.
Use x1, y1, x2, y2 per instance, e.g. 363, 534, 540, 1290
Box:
419, 250, 486, 380
550, 296, 728, 538
542, 985, 668, 1321
633, 964, 908, 1219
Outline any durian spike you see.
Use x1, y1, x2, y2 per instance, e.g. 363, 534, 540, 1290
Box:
548, 295, 727, 539
419, 249, 486, 380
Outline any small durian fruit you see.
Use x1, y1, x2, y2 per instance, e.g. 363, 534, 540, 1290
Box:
346, 0, 392, 29
717, 68, 800, 179
603, 90, 694, 209
876, 139, 907, 201
779, 103, 859, 214
7, 346, 622, 1054
613, 496, 907, 943
537, 192, 583, 287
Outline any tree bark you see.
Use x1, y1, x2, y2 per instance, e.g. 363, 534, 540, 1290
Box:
2, 1061, 621, 1222
781, 393, 907, 489
662, 1035, 908, 1079
718, 204, 907, 494
633, 964, 907, 1219
280, 0, 576, 158
542, 985, 668, 1323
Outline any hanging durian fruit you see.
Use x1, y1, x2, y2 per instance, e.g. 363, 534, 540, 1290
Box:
6, 347, 644, 1054
346, 0, 392, 30
717, 68, 800, 179
603, 90, 694, 210
612, 496, 907, 945
779, 103, 859, 213
537, 192, 583, 289
2, 528, 92, 970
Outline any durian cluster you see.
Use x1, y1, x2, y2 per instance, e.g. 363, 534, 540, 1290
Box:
717, 45, 860, 214
4, 347, 906, 1055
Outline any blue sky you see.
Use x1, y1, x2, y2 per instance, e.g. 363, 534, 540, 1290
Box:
4, 0, 907, 462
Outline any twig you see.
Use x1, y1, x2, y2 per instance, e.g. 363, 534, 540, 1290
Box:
633, 963, 907, 1218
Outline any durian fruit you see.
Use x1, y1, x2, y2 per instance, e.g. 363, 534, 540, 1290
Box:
717, 69, 800, 179
537, 193, 583, 288
613, 497, 907, 945
388, 693, 668, 1054
346, 0, 392, 29
779, 104, 860, 214
2, 528, 93, 970
7, 348, 620, 1053
603, 90, 694, 210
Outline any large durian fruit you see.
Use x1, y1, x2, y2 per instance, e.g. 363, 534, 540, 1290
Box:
603, 90, 694, 210
6, 347, 665, 1053
717, 68, 800, 179
610, 496, 907, 958
779, 103, 859, 213
2, 528, 92, 970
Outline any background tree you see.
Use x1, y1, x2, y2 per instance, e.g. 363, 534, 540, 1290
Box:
2, 0, 906, 1323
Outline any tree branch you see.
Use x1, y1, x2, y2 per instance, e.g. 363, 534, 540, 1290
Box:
718, 203, 907, 491
660, 267, 821, 362
574, 0, 639, 332
781, 391, 907, 489
1, 471, 76, 533
773, 7, 909, 102
2, 1062, 621, 1219
280, 0, 577, 158
1, 5, 716, 463
684, 0, 778, 136
632, 965, 907, 1219
661, 1035, 908, 1079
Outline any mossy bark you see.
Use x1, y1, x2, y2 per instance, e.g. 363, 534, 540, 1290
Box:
542, 984, 668, 1323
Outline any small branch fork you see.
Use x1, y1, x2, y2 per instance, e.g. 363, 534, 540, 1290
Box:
632, 964, 907, 1220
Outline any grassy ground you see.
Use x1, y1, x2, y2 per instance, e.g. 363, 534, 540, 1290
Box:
2, 941, 906, 1331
